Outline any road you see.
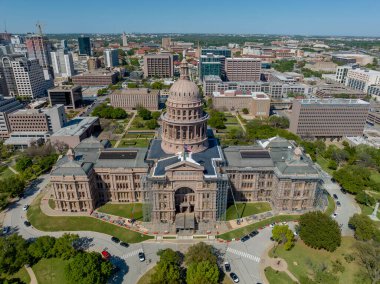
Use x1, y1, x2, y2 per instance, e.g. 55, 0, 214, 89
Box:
2, 171, 360, 283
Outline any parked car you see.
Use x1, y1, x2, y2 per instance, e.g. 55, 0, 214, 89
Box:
336, 201, 341, 207
101, 250, 111, 260
120, 242, 129, 248
2, 226, 10, 235
23, 204, 29, 211
332, 213, 338, 218
138, 252, 145, 262
240, 235, 250, 242
24, 221, 31, 227
224, 262, 231, 272
230, 272, 239, 283
248, 230, 259, 238
111, 237, 120, 243
333, 194, 338, 200
269, 223, 276, 228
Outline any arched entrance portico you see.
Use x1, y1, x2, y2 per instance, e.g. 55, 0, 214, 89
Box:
175, 187, 195, 213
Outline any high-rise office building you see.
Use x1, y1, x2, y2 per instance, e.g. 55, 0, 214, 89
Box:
25, 34, 52, 68
78, 36, 91, 56
201, 48, 231, 58
50, 49, 75, 78
104, 49, 119, 68
1, 55, 47, 98
199, 53, 225, 80
225, 58, 261, 81
61, 40, 68, 50
162, 37, 171, 49
143, 54, 173, 78
122, 32, 128, 47
290, 99, 370, 139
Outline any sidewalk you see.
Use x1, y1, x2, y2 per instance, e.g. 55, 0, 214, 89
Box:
25, 265, 38, 284
114, 112, 136, 148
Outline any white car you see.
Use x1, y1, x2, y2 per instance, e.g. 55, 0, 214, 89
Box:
281, 221, 288, 225
332, 213, 338, 218
23, 204, 29, 211
269, 223, 276, 228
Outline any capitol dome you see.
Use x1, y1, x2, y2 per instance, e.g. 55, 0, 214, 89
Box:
161, 59, 209, 154
167, 59, 200, 103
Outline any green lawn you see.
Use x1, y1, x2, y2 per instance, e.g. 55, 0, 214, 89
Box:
117, 139, 150, 148
316, 156, 334, 176
0, 167, 15, 180
48, 199, 56, 209
325, 195, 336, 216
129, 116, 152, 130
264, 267, 296, 284
97, 203, 143, 220
225, 202, 272, 221
2, 267, 31, 284
27, 194, 152, 243
218, 215, 299, 240
270, 237, 362, 284
32, 258, 68, 284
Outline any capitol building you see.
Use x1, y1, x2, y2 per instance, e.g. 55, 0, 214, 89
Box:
50, 60, 323, 230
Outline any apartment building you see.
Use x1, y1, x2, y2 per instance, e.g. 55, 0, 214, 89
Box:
72, 69, 119, 86
290, 99, 370, 139
143, 54, 173, 78
212, 90, 270, 117
110, 88, 159, 110
225, 58, 261, 81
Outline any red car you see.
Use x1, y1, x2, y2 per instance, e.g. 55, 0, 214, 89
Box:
101, 250, 111, 260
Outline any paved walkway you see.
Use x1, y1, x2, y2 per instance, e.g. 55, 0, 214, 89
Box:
25, 266, 38, 284
235, 113, 246, 133
260, 245, 299, 283
114, 112, 136, 148
8, 165, 19, 174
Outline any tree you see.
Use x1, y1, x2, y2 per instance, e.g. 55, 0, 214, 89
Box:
354, 241, 380, 284
0, 234, 30, 274
299, 211, 341, 252
52, 234, 79, 259
208, 110, 226, 130
186, 260, 219, 284
272, 225, 295, 250
65, 252, 113, 284
268, 116, 290, 129
145, 119, 158, 130
28, 236, 56, 260
355, 192, 376, 206
151, 81, 164, 89
333, 165, 373, 194
185, 242, 216, 265
150, 249, 181, 284
15, 156, 33, 171
137, 107, 152, 120
242, 108, 249, 114
349, 214, 378, 241
0, 176, 26, 198
327, 160, 338, 170
152, 111, 161, 120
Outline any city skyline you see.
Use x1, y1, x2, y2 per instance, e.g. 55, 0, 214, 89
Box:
2, 0, 380, 36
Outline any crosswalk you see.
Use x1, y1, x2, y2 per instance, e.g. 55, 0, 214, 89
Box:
122, 248, 143, 259
226, 247, 261, 263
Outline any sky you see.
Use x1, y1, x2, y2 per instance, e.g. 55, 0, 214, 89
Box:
2, 0, 380, 36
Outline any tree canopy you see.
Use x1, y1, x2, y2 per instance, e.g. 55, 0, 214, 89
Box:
92, 103, 128, 119
349, 214, 379, 241
299, 211, 341, 252
186, 260, 219, 284
150, 249, 181, 284
272, 225, 295, 250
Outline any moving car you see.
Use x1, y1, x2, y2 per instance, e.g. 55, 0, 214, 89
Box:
224, 261, 231, 272
138, 252, 145, 262
111, 237, 120, 243
24, 221, 31, 227
120, 242, 129, 248
248, 230, 259, 237
240, 235, 250, 242
333, 194, 338, 200
332, 213, 338, 218
23, 204, 29, 211
270, 223, 276, 228
230, 272, 239, 283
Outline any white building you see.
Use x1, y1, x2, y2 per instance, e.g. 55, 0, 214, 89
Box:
50, 49, 75, 78
345, 68, 380, 92
104, 48, 119, 68
122, 32, 128, 47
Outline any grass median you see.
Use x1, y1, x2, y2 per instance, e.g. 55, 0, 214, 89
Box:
27, 194, 152, 243
264, 267, 296, 284
217, 215, 299, 240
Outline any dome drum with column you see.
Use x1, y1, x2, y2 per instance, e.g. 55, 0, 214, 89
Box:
161, 59, 209, 154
